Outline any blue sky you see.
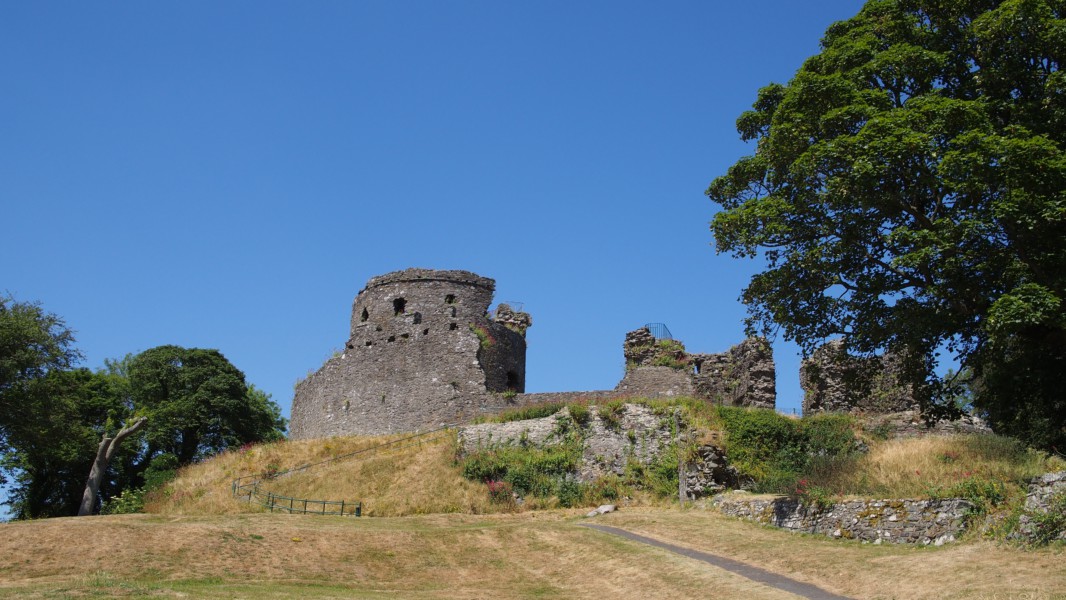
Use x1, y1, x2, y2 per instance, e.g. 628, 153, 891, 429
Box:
2, 1, 866, 422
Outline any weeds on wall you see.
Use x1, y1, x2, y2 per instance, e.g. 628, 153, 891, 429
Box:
473, 402, 568, 424
714, 406, 860, 494
1024, 492, 1066, 546
626, 339, 691, 371
460, 430, 585, 506
468, 324, 496, 349
597, 400, 626, 430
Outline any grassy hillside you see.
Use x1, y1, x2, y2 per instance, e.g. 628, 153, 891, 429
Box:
5, 403, 1064, 598
146, 399, 1064, 527
1, 509, 1063, 599
146, 432, 500, 517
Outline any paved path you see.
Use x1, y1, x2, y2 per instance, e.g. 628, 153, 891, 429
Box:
580, 524, 856, 600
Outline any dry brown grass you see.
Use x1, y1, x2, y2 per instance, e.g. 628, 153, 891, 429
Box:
150, 426, 1065, 521
0, 512, 804, 599
598, 507, 1066, 600
1, 508, 1062, 599
831, 434, 1065, 499
147, 432, 503, 517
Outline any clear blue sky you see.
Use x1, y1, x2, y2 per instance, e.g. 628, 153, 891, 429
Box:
2, 1, 866, 422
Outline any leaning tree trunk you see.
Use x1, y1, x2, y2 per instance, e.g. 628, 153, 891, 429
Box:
78, 417, 148, 516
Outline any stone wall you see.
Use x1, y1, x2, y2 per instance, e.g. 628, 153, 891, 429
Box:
290, 271, 779, 440
458, 403, 740, 495
691, 338, 776, 409
859, 411, 992, 438
1014, 471, 1066, 543
458, 404, 678, 483
617, 327, 776, 408
614, 366, 696, 398
290, 269, 532, 439
715, 493, 973, 545
800, 340, 918, 414
510, 391, 621, 406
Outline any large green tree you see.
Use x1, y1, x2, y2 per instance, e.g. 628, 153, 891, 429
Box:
2, 368, 131, 518
128, 345, 286, 467
1, 297, 287, 516
0, 295, 81, 473
707, 0, 1065, 449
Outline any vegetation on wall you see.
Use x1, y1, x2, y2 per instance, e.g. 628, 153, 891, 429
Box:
625, 338, 691, 371
714, 406, 860, 493
458, 396, 1064, 537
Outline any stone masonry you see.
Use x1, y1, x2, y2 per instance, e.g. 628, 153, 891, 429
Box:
1013, 471, 1066, 543
458, 403, 742, 495
290, 271, 779, 439
691, 337, 776, 409
715, 493, 974, 545
800, 339, 918, 414
290, 269, 532, 438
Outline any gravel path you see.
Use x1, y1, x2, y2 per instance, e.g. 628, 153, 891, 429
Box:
580, 523, 856, 600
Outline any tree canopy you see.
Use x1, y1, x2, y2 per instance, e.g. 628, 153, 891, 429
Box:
128, 345, 286, 466
707, 0, 1065, 449
0, 296, 286, 517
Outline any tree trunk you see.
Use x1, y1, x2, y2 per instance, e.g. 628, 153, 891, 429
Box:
78, 417, 147, 516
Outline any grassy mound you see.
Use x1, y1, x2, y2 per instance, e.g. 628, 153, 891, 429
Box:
146, 433, 497, 517
148, 397, 1064, 527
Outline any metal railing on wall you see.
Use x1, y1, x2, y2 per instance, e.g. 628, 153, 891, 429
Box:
230, 424, 458, 517
644, 323, 673, 340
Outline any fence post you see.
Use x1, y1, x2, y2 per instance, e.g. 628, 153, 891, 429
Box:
356, 502, 362, 517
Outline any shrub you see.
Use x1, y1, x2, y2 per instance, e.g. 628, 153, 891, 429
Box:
716, 406, 859, 494
794, 478, 836, 510
557, 478, 583, 507
468, 324, 496, 349
486, 480, 514, 505
459, 443, 582, 500
102, 487, 147, 515
583, 476, 622, 503
928, 475, 1008, 515
144, 453, 179, 491
625, 447, 681, 498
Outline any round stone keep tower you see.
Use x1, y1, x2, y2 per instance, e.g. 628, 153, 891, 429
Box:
289, 268, 530, 439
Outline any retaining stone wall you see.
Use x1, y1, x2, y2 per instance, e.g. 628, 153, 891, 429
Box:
1015, 471, 1066, 543
458, 404, 678, 482
715, 493, 973, 545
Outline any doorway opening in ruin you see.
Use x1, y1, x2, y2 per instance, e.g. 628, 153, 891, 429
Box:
393, 298, 406, 315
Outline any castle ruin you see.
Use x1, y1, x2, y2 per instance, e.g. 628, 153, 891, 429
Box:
289, 268, 778, 440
